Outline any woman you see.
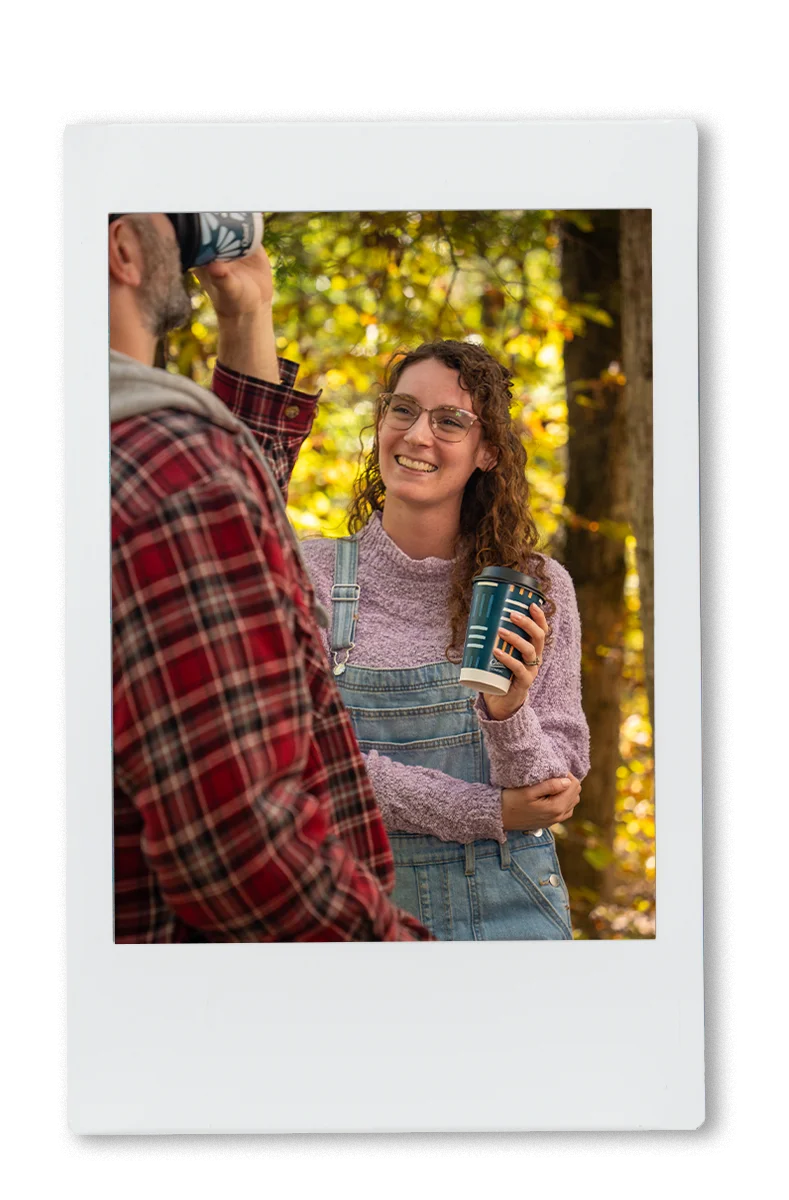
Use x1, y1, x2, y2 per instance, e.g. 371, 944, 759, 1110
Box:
302, 339, 590, 940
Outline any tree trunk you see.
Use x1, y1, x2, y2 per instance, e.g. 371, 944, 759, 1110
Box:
620, 210, 654, 727
557, 213, 628, 932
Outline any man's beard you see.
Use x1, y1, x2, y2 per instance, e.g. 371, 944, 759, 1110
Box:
129, 216, 193, 338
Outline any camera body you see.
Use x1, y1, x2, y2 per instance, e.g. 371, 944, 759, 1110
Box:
108, 212, 264, 273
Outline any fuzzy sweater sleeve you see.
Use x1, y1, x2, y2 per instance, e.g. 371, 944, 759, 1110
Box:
362, 751, 505, 844
473, 559, 590, 787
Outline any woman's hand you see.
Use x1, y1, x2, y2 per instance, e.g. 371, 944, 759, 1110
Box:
485, 602, 550, 720
194, 245, 275, 319
500, 774, 581, 832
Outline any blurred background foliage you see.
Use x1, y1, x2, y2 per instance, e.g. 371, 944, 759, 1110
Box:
165, 209, 655, 939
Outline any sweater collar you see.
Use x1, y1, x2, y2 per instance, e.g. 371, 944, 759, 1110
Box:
361, 512, 457, 579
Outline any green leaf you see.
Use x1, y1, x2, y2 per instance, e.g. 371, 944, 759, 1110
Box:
583, 846, 615, 871
572, 302, 615, 327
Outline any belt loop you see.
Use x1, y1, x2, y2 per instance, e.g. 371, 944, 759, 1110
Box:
500, 838, 511, 869
464, 843, 476, 876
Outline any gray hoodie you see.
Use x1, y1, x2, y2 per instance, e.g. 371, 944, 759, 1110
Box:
109, 349, 328, 627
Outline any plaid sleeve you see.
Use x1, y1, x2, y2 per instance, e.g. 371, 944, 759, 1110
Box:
212, 358, 319, 496
113, 469, 431, 941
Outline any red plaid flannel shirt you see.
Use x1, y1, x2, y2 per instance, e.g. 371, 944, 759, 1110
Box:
112, 357, 431, 942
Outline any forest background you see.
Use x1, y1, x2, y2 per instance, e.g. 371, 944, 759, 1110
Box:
164, 209, 655, 939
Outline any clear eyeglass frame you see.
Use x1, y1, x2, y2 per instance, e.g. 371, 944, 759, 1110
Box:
379, 392, 480, 443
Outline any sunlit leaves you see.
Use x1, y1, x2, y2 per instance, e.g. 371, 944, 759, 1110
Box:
594, 534, 656, 938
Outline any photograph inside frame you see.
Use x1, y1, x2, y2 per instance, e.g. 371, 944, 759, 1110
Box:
109, 208, 654, 944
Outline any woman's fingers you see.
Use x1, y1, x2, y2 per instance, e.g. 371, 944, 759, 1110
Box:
558, 788, 582, 822
495, 626, 540, 667
530, 603, 550, 632
508, 607, 546, 651
509, 610, 542, 640
531, 792, 571, 823
493, 646, 536, 682
526, 776, 571, 800
492, 603, 549, 691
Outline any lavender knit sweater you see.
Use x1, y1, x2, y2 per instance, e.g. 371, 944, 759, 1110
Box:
301, 513, 590, 844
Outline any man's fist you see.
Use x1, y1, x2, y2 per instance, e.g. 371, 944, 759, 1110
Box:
195, 246, 274, 320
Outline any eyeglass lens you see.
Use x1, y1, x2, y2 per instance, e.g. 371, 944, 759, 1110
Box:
383, 395, 474, 442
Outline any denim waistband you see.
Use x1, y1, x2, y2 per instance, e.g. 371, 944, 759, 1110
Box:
387, 827, 553, 865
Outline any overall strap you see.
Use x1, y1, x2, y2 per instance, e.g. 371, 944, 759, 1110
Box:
330, 535, 361, 676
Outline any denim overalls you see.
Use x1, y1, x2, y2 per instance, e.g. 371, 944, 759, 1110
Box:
330, 534, 572, 941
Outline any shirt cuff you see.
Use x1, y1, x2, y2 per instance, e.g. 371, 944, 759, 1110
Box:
212, 357, 320, 439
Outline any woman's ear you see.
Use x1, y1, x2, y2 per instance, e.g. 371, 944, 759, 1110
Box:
477, 442, 499, 472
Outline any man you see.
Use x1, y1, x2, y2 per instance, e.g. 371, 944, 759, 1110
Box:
110, 213, 432, 941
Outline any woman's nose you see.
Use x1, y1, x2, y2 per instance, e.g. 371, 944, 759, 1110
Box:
403, 411, 434, 444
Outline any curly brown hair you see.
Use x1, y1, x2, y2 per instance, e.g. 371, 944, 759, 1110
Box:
347, 339, 553, 661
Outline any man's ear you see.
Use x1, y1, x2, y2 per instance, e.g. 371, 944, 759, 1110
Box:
109, 218, 144, 288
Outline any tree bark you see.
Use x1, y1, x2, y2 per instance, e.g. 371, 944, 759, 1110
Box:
620, 210, 654, 727
558, 213, 628, 931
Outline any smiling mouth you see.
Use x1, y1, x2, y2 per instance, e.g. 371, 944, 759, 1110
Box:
395, 455, 438, 473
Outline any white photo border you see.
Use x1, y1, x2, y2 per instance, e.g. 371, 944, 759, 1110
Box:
65, 120, 701, 1133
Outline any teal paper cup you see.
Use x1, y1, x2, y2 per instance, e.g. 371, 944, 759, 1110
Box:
459, 567, 546, 695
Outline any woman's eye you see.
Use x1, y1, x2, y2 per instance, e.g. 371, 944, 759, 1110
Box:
437, 415, 464, 430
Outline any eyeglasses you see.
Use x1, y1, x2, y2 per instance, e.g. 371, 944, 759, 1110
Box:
379, 393, 480, 443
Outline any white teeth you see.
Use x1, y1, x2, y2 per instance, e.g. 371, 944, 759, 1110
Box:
396, 456, 437, 472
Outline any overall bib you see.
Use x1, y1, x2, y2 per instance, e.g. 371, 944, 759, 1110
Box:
330, 535, 572, 941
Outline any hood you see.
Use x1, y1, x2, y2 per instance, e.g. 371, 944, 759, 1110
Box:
109, 350, 328, 629
110, 349, 242, 433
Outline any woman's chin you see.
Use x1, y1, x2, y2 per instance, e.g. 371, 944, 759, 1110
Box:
382, 477, 438, 504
